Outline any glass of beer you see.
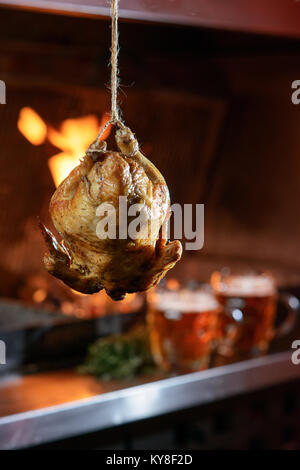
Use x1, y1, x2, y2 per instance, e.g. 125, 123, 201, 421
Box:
210, 269, 299, 364
146, 281, 221, 373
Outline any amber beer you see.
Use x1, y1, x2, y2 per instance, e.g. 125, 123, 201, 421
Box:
211, 272, 277, 363
147, 286, 220, 372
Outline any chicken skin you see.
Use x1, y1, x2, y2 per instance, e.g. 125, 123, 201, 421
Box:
40, 125, 182, 300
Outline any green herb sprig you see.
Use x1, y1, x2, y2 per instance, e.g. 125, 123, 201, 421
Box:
78, 325, 155, 381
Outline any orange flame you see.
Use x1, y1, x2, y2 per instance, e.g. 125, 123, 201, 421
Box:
49, 114, 111, 187
48, 115, 98, 187
18, 108, 111, 187
18, 107, 47, 145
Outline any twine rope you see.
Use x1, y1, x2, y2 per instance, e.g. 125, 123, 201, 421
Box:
96, 0, 123, 143
110, 0, 119, 123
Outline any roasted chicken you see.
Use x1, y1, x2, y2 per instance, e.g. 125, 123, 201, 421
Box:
40, 125, 182, 300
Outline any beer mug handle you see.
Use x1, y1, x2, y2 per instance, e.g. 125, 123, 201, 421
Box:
274, 292, 300, 338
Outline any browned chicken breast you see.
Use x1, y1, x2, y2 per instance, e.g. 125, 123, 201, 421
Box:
40, 125, 182, 300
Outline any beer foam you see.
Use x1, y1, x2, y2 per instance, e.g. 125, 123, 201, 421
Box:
216, 274, 275, 297
154, 289, 218, 313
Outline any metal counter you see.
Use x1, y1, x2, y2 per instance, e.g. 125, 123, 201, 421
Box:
0, 350, 299, 449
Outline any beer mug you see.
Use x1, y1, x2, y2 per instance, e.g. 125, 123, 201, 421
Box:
210, 269, 299, 364
146, 282, 220, 373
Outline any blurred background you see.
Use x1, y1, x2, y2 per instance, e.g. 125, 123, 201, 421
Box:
1, 0, 300, 450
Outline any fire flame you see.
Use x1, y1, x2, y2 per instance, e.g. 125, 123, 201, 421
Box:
17, 107, 47, 145
18, 108, 111, 187
48, 115, 99, 187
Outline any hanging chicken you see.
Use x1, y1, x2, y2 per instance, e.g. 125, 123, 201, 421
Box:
40, 125, 182, 300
